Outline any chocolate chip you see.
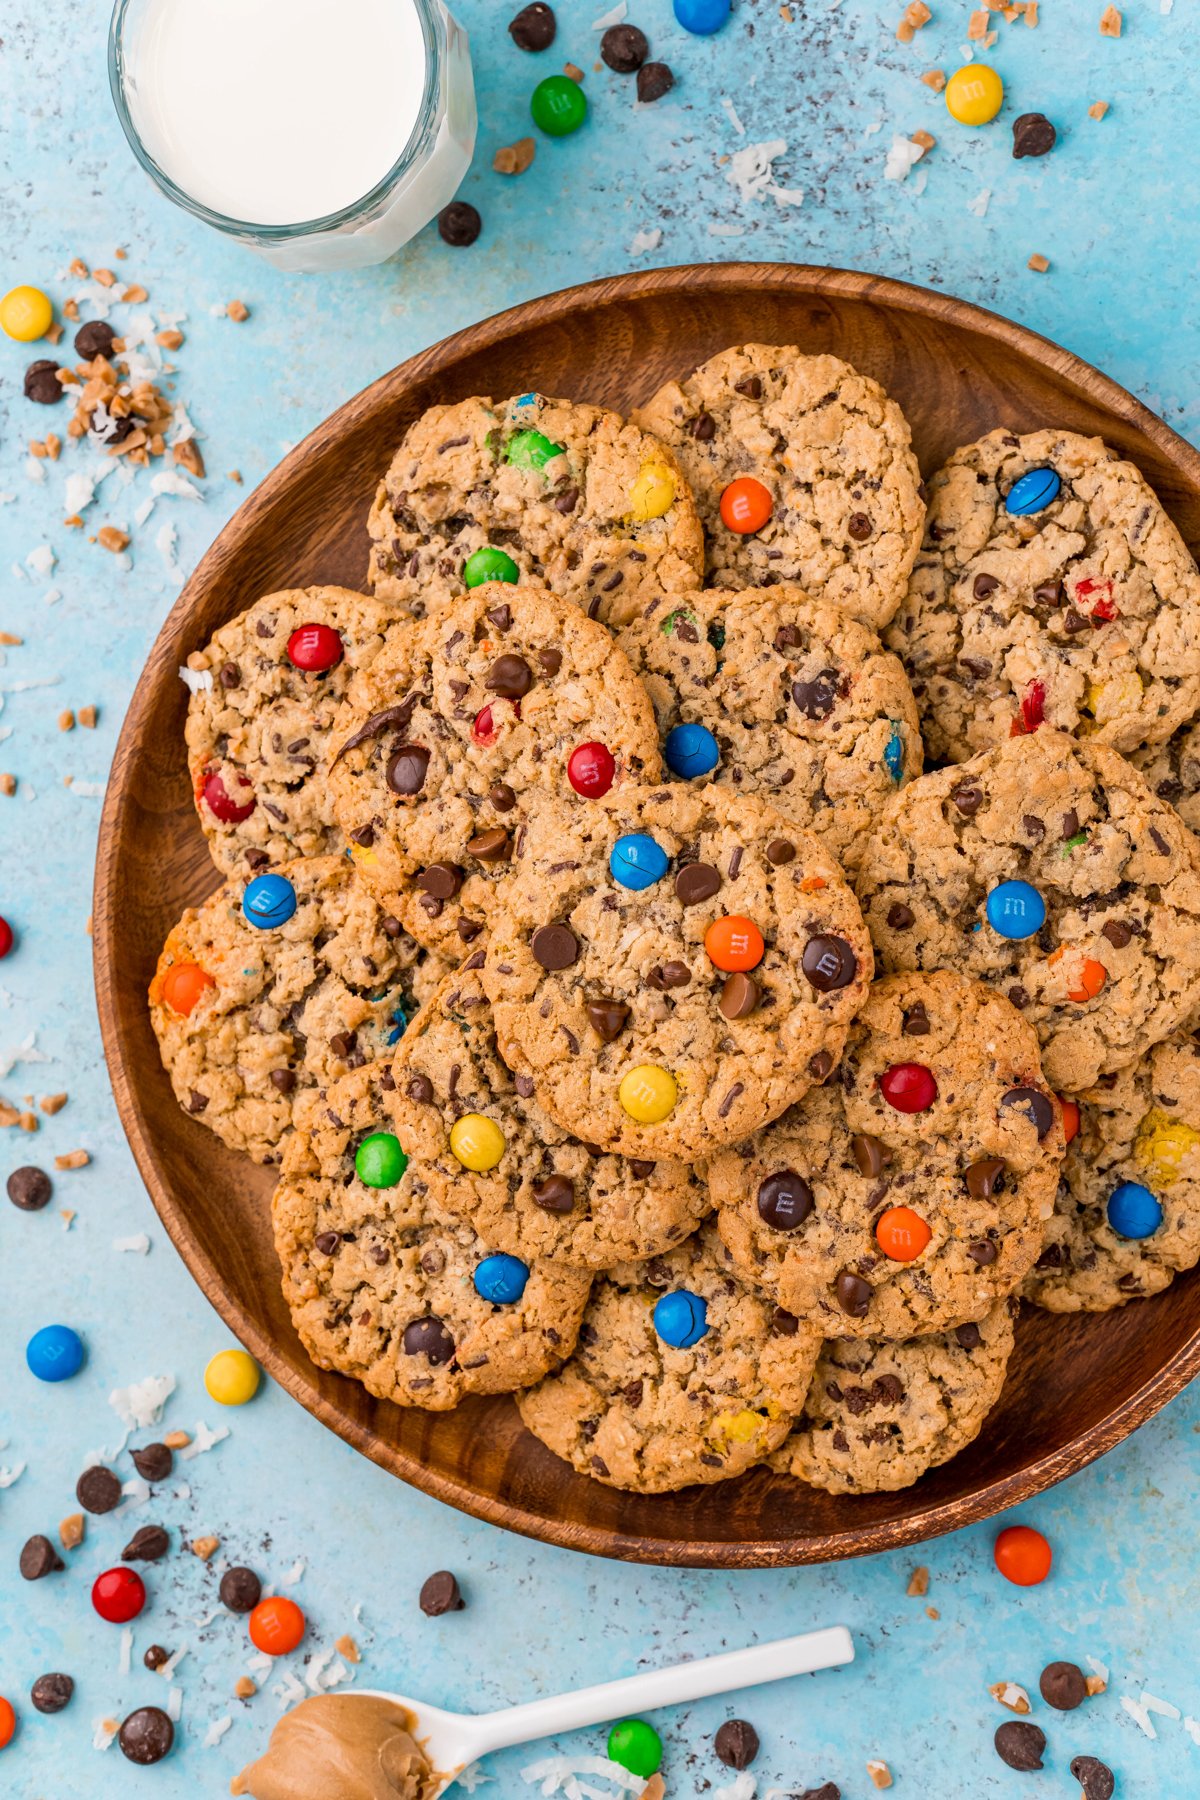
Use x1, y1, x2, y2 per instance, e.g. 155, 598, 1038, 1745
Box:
1022, 813, 1045, 842
315, 1231, 341, 1256
408, 1074, 435, 1104
771, 1307, 800, 1336
968, 1239, 998, 1266
1036, 579, 1064, 605
797, 1784, 840, 1799
31, 1672, 73, 1713
24, 359, 63, 403
887, 903, 914, 930
994, 1721, 1045, 1771
533, 1174, 575, 1213
1040, 1659, 1087, 1710
76, 1464, 123, 1515
1001, 1086, 1055, 1139
973, 572, 1000, 599
532, 923, 579, 970
951, 782, 983, 815
437, 201, 481, 247
7, 1164, 51, 1210
403, 1317, 455, 1363
954, 1322, 982, 1349
219, 1566, 262, 1613
691, 411, 716, 441
847, 512, 873, 541
766, 837, 795, 865
1013, 111, 1057, 158
20, 1534, 64, 1579
119, 1706, 175, 1766
486, 604, 512, 631
489, 781, 517, 811
650, 959, 691, 989
130, 1442, 173, 1482
601, 21, 647, 69
74, 319, 117, 359
1102, 919, 1132, 948
419, 1570, 465, 1615
792, 671, 839, 719
835, 1271, 871, 1317
386, 743, 430, 796
486, 652, 533, 698
809, 1050, 833, 1080
902, 1002, 930, 1036
270, 1068, 296, 1093
508, 1, 555, 50
636, 59, 674, 101
675, 862, 721, 905
757, 1170, 814, 1230
538, 646, 563, 676
964, 1157, 1006, 1199
419, 861, 463, 899
122, 1524, 169, 1562
467, 827, 511, 862
1062, 607, 1089, 634
219, 660, 241, 688
851, 1134, 886, 1178
802, 934, 857, 992
715, 1719, 760, 1770
720, 972, 759, 1019
143, 1645, 169, 1671
1070, 1755, 1115, 1800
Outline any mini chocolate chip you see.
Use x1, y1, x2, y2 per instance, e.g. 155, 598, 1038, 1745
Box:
24, 359, 63, 404
809, 1050, 833, 1080
532, 923, 579, 970
419, 862, 463, 899
122, 1524, 169, 1562
75, 319, 117, 359
757, 1170, 814, 1230
538, 646, 563, 676
314, 1231, 341, 1255
508, 1, 555, 50
532, 1174, 575, 1213
847, 512, 873, 541
586, 997, 630, 1041
802, 934, 857, 992
20, 1534, 64, 1580
1013, 111, 1057, 158
735, 375, 764, 399
691, 411, 716, 441
964, 1157, 1006, 1199
386, 744, 430, 796
270, 1068, 296, 1093
629, 1159, 655, 1177
994, 1721, 1045, 1771
1070, 1755, 1115, 1800
792, 671, 839, 719
715, 1719, 760, 1770
467, 827, 511, 862
1040, 1659, 1087, 1710
437, 201, 481, 247
1102, 919, 1132, 948
130, 1442, 173, 1482
770, 1307, 800, 1336
887, 903, 915, 930
489, 781, 517, 811
486, 652, 533, 698
601, 21, 647, 69
675, 862, 721, 905
1022, 813, 1045, 841
1062, 607, 1089, 634
951, 782, 982, 815
973, 572, 1000, 599
8, 1164, 52, 1210
219, 660, 241, 688
902, 1002, 930, 1036
143, 1645, 169, 1671
766, 837, 795, 865
31, 1671, 74, 1713
651, 960, 691, 989
835, 1271, 871, 1317
1001, 1086, 1055, 1139
403, 1317, 455, 1363
219, 1566, 262, 1613
119, 1706, 175, 1766
408, 1074, 435, 1104
720, 972, 759, 1019
851, 1134, 886, 1178
955, 1322, 983, 1349
968, 1239, 998, 1267
420, 1570, 465, 1615
636, 59, 674, 101
76, 1465, 123, 1515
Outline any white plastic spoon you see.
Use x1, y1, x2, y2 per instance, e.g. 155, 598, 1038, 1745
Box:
356, 1623, 854, 1793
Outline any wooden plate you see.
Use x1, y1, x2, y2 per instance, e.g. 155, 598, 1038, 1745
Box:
95, 264, 1200, 1566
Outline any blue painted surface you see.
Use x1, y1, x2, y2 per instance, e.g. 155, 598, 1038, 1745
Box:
2, 0, 1200, 1792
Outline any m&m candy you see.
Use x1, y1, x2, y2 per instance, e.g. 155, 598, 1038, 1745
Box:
161, 960, 215, 1017
674, 0, 730, 31
463, 546, 520, 588
243, 872, 297, 930
0, 915, 13, 959
473, 1253, 530, 1304
985, 880, 1046, 940
201, 768, 256, 824
248, 1596, 306, 1656
610, 833, 669, 890
705, 915, 764, 973
505, 428, 564, 472
1059, 1098, 1080, 1145
205, 1348, 261, 1406
883, 723, 906, 784
719, 476, 772, 535
1005, 467, 1061, 516
286, 623, 343, 672
619, 1064, 678, 1124
879, 1063, 938, 1113
0, 284, 53, 342
654, 1288, 709, 1348
945, 63, 1004, 127
0, 1696, 14, 1749
628, 461, 676, 522
531, 73, 588, 136
875, 1205, 932, 1262
1106, 1179, 1163, 1239
608, 1719, 664, 1777
26, 1324, 84, 1383
567, 741, 616, 797
664, 722, 720, 779
355, 1132, 408, 1188
92, 1567, 146, 1624
994, 1524, 1052, 1586
450, 1113, 506, 1171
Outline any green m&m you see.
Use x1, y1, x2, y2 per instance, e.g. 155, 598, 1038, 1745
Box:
531, 74, 588, 137
505, 428, 565, 472
354, 1132, 409, 1189
607, 1719, 663, 1779
463, 546, 520, 588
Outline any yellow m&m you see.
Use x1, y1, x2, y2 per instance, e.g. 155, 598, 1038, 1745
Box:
204, 1348, 261, 1406
619, 1064, 678, 1124
450, 1113, 506, 1171
0, 285, 53, 342
629, 462, 676, 523
945, 64, 1004, 127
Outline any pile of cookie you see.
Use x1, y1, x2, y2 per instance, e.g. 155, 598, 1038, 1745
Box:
150, 345, 1200, 1499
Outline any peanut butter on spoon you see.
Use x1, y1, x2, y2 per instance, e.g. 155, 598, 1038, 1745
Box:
231, 1694, 442, 1800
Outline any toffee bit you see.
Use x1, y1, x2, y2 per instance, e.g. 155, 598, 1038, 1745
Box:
78, 705, 98, 729
1099, 2, 1121, 31
97, 525, 130, 554
990, 1681, 1032, 1714
55, 1148, 90, 1169
493, 137, 537, 176
1088, 100, 1110, 119
1028, 253, 1050, 273
121, 283, 149, 303
191, 1534, 220, 1560
335, 1634, 360, 1663
234, 1677, 257, 1699
58, 709, 76, 731
226, 299, 250, 322
906, 1565, 929, 1596
59, 1512, 86, 1550
921, 67, 947, 91
867, 1762, 893, 1791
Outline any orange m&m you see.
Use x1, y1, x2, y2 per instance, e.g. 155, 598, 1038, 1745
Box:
719, 476, 773, 535
1059, 1098, 1080, 1145
704, 915, 764, 973
1068, 959, 1107, 1003
161, 961, 215, 1017
0, 1696, 15, 1749
875, 1205, 931, 1262
994, 1523, 1052, 1587
248, 1595, 306, 1656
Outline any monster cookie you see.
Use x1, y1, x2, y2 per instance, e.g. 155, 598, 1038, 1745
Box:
389, 961, 712, 1269
618, 584, 922, 876
273, 1066, 591, 1409
886, 427, 1200, 763
856, 730, 1200, 1092
1131, 720, 1200, 835
1026, 1030, 1200, 1311
366, 392, 704, 625
770, 1301, 1016, 1494
482, 784, 873, 1161
184, 587, 393, 877
327, 584, 661, 955
708, 973, 1061, 1338
149, 856, 422, 1164
516, 1223, 822, 1492
632, 344, 924, 629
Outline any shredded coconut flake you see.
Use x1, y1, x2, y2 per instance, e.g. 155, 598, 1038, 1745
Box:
884, 134, 925, 181
1122, 1694, 1158, 1739
161, 1645, 189, 1681
178, 664, 213, 695
273, 1671, 307, 1709
1086, 1656, 1110, 1683
110, 1373, 176, 1429
26, 545, 56, 578
92, 1716, 119, 1751
113, 1233, 151, 1254
0, 1031, 53, 1079
114, 1475, 152, 1518
724, 139, 804, 208
204, 1715, 234, 1748
628, 227, 663, 255
150, 469, 203, 501
179, 1420, 230, 1460
157, 521, 183, 582
458, 1765, 491, 1793
281, 1558, 306, 1587
118, 1628, 134, 1676
967, 187, 992, 217
521, 1755, 646, 1797
0, 1462, 26, 1489
167, 1686, 184, 1722
1184, 1715, 1200, 1745
714, 1774, 757, 1800
592, 1, 627, 24
1142, 1692, 1181, 1719
305, 1647, 339, 1692
721, 96, 746, 136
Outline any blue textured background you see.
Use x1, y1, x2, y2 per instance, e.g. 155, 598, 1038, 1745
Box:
3, 0, 1200, 1793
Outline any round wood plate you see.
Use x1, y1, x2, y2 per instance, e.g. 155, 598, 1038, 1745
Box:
95, 264, 1200, 1566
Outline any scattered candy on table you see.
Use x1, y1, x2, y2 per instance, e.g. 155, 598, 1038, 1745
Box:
354, 1131, 408, 1188
664, 721, 720, 779
242, 872, 297, 930
248, 1595, 306, 1656
879, 1063, 938, 1113
608, 1718, 664, 1778
610, 832, 670, 890
654, 1288, 709, 1349
567, 741, 616, 797
0, 1696, 14, 1749
994, 1524, 1053, 1586
463, 546, 519, 587
0, 284, 53, 341
204, 1347, 261, 1406
450, 1113, 507, 1171
1005, 466, 1061, 515
92, 1567, 147, 1624
286, 622, 344, 672
530, 73, 588, 137
674, 0, 731, 33
118, 1705, 175, 1765
985, 880, 1046, 940
944, 63, 1004, 127
473, 1253, 530, 1305
1106, 1179, 1163, 1239
619, 1064, 678, 1124
0, 914, 13, 958
26, 1323, 84, 1383
719, 475, 773, 534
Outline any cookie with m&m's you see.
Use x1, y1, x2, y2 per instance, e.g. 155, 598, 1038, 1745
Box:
618, 583, 922, 876
273, 1064, 591, 1410
855, 729, 1200, 1092
366, 392, 704, 625
708, 973, 1061, 1339
326, 585, 661, 956
886, 427, 1200, 763
184, 586, 394, 877
632, 344, 924, 629
481, 783, 873, 1161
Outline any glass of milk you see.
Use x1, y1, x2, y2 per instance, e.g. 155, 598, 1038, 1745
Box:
108, 0, 476, 272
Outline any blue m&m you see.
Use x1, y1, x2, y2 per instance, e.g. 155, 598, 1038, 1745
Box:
664, 722, 720, 780
243, 873, 297, 930
653, 1288, 709, 1348
883, 723, 905, 784
610, 833, 669, 890
1106, 1180, 1163, 1240
674, 0, 731, 31
1004, 467, 1061, 516
27, 1323, 84, 1382
985, 880, 1046, 940
473, 1253, 530, 1305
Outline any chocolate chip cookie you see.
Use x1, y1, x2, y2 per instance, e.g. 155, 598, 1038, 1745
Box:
771, 1300, 1016, 1493
886, 427, 1200, 763
632, 344, 924, 629
482, 784, 873, 1161
326, 585, 662, 955
184, 586, 393, 877
618, 584, 922, 875
708, 973, 1061, 1338
273, 1066, 591, 1409
367, 392, 704, 626
1026, 1029, 1200, 1311
516, 1223, 821, 1491
388, 959, 712, 1269
855, 730, 1200, 1091
149, 856, 422, 1164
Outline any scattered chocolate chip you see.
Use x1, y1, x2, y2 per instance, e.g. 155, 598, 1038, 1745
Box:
24, 359, 63, 404
532, 923, 579, 970
675, 861, 721, 905
508, 1, 556, 50
847, 512, 873, 541
851, 1134, 886, 1178
419, 862, 463, 899
122, 1524, 169, 1563
1001, 1086, 1055, 1140
130, 1442, 173, 1483
386, 744, 430, 796
720, 972, 759, 1019
954, 1322, 982, 1349
119, 1706, 175, 1766
420, 1570, 465, 1615
219, 1565, 262, 1613
796, 1785, 840, 1800
757, 1170, 814, 1230
802, 934, 857, 992
467, 827, 511, 862
766, 837, 795, 865
20, 1534, 64, 1580
403, 1317, 455, 1363
31, 1671, 74, 1713
636, 60, 674, 102
8, 1164, 51, 1210
994, 1720, 1045, 1772
887, 903, 915, 930
650, 959, 691, 989
437, 201, 481, 247
715, 1719, 760, 1770
1070, 1755, 1115, 1800
486, 652, 534, 698
902, 1002, 930, 1036
973, 572, 1000, 599
964, 1157, 1006, 1199
1013, 111, 1057, 158
407, 1074, 435, 1105
770, 1307, 800, 1336
74, 319, 117, 360
532, 1174, 575, 1213
538, 646, 563, 675
1101, 919, 1132, 948
601, 21, 647, 69
270, 1068, 296, 1093
143, 1645, 169, 1671
585, 997, 629, 1042
951, 782, 982, 815
968, 1238, 998, 1266
76, 1465, 123, 1515
835, 1271, 871, 1317
1040, 1659, 1087, 1710
792, 671, 839, 720
809, 1050, 833, 1080
489, 781, 517, 811
219, 661, 241, 688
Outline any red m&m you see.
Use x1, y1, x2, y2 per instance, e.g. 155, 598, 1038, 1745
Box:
719, 476, 773, 535
201, 768, 256, 824
93, 1567, 146, 1624
286, 623, 343, 673
567, 741, 616, 798
473, 702, 521, 746
879, 1063, 937, 1112
0, 916, 13, 960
